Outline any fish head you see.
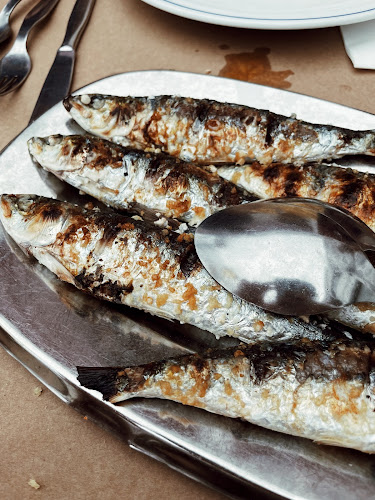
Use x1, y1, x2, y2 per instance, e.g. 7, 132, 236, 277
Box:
0, 194, 69, 249
63, 94, 121, 137
28, 135, 91, 173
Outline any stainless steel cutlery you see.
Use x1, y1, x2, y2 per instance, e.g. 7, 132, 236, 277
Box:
30, 0, 95, 122
0, 0, 95, 99
0, 0, 22, 44
0, 0, 59, 95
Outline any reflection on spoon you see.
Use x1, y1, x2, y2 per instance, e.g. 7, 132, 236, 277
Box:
195, 198, 375, 316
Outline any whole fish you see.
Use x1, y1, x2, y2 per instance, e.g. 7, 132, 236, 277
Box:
27, 136, 375, 335
0, 194, 338, 344
63, 94, 375, 166
77, 337, 375, 453
27, 134, 256, 227
217, 161, 375, 231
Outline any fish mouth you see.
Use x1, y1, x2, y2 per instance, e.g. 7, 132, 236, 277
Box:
63, 95, 73, 112
1, 194, 39, 217
0, 194, 68, 248
28, 134, 64, 154
63, 94, 107, 113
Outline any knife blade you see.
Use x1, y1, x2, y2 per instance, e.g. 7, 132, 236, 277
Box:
29, 0, 95, 124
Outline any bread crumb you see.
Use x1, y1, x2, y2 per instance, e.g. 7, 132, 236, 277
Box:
28, 479, 40, 490
33, 386, 43, 397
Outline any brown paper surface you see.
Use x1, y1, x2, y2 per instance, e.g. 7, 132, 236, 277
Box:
1, 0, 375, 498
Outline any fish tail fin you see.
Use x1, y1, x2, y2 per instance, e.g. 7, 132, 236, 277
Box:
77, 366, 122, 401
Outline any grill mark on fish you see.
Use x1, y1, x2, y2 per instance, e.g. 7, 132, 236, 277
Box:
77, 337, 375, 453
27, 136, 375, 336
75, 269, 133, 303
28, 135, 255, 227
28, 135, 256, 226
218, 161, 375, 232
63, 94, 375, 166
1, 195, 344, 345
40, 205, 64, 221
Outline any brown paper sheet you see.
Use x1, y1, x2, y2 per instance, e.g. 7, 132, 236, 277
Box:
1, 0, 375, 498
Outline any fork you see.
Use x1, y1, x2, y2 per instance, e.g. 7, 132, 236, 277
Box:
0, 0, 22, 44
0, 0, 59, 96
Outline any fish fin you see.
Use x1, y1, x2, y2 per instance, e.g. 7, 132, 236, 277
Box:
77, 366, 121, 401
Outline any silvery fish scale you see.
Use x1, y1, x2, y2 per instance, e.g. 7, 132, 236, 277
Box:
1, 71, 375, 500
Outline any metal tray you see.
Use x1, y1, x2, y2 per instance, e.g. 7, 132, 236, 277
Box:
2, 71, 375, 500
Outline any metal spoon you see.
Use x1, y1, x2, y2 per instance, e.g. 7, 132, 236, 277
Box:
195, 198, 375, 316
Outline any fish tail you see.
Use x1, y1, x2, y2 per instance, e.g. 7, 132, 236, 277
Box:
77, 367, 121, 401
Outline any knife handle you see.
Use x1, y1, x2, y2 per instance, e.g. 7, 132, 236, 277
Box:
62, 0, 95, 50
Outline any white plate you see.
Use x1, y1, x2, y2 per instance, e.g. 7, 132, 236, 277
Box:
142, 0, 375, 29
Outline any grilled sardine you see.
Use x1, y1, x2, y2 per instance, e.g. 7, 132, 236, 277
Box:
77, 337, 375, 453
26, 136, 375, 335
27, 135, 255, 227
64, 94, 375, 166
0, 194, 338, 344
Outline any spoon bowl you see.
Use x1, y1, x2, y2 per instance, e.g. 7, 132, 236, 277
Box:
195, 198, 375, 316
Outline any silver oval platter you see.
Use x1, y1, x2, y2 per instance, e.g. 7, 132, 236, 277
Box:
2, 71, 375, 499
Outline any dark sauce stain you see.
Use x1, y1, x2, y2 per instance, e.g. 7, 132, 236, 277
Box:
219, 47, 293, 89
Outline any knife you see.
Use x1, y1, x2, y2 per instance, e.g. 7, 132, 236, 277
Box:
29, 0, 95, 124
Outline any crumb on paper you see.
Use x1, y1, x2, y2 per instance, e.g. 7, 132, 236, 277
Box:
28, 479, 40, 490
33, 386, 43, 397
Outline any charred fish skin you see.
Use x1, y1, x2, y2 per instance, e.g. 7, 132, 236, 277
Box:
26, 136, 375, 336
27, 135, 256, 227
77, 338, 375, 453
0, 194, 336, 344
63, 94, 375, 166
217, 161, 375, 232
